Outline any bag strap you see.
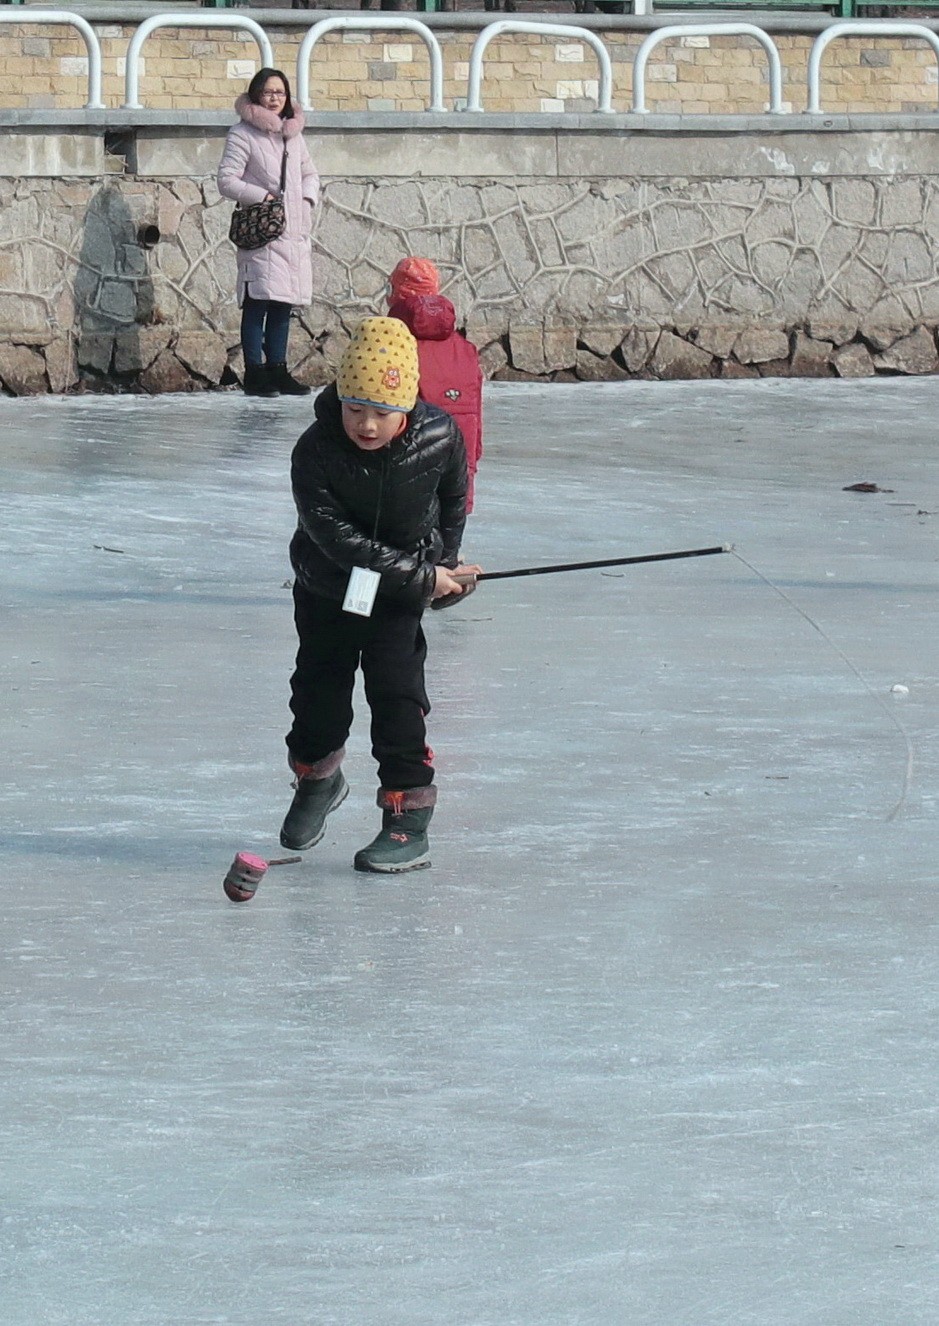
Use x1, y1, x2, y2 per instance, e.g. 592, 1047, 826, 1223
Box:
277, 144, 288, 198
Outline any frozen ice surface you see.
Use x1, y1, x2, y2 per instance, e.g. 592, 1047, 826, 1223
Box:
2, 378, 938, 1325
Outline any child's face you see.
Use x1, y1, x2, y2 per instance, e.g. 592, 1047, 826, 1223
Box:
341, 402, 407, 451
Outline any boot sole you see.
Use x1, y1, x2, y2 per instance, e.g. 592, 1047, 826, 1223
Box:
279, 781, 349, 851
353, 854, 431, 874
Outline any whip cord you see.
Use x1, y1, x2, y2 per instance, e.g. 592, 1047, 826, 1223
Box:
729, 548, 913, 823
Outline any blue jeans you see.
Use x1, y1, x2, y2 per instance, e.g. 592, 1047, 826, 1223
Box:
241, 296, 292, 367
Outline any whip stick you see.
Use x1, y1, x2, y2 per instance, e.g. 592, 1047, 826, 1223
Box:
477, 543, 732, 582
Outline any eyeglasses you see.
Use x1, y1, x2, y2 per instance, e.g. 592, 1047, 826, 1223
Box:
261, 88, 286, 100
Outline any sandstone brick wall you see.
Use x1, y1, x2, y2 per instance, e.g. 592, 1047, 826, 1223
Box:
0, 21, 938, 114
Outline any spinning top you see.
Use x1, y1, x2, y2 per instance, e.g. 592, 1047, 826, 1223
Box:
222, 851, 301, 902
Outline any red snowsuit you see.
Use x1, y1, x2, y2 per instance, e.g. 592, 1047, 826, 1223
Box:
389, 293, 483, 513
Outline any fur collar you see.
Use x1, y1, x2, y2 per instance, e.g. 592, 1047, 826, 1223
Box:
234, 93, 305, 139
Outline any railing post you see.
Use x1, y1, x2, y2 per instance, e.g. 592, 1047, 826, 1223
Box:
807, 21, 939, 113
466, 19, 614, 113
123, 14, 274, 110
297, 17, 445, 113
0, 10, 103, 108
633, 23, 785, 115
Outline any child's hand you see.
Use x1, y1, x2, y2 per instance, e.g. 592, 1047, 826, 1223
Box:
432, 564, 482, 600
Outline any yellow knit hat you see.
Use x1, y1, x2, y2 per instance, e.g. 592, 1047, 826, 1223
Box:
337, 317, 420, 412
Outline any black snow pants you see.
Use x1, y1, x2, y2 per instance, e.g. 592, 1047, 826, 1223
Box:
286, 584, 434, 791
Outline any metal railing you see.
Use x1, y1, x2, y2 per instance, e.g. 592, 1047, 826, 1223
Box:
0, 8, 102, 108
296, 17, 446, 113
123, 13, 274, 110
2, 11, 939, 120
633, 23, 785, 113
807, 20, 939, 113
466, 19, 614, 112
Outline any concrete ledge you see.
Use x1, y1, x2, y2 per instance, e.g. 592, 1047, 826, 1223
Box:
0, 131, 107, 177
8, 114, 922, 181
59, 4, 939, 36
3, 113, 939, 178
3, 109, 939, 134
558, 125, 939, 178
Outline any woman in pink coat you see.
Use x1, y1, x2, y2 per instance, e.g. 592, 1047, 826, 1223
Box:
217, 68, 320, 397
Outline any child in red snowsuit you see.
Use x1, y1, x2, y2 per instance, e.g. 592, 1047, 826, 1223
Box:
387, 260, 483, 514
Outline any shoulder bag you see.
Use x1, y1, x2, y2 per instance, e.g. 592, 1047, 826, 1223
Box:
229, 144, 288, 251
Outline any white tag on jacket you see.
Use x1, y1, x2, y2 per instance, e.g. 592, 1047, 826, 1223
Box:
342, 566, 380, 617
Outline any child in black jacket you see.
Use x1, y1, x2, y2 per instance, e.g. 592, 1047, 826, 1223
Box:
281, 317, 480, 873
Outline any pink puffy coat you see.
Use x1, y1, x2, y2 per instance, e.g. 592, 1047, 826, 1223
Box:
217, 95, 320, 307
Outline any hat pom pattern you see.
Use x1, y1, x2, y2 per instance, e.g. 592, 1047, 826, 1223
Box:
338, 317, 420, 412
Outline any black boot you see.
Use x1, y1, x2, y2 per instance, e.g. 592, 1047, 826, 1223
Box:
243, 363, 278, 397
280, 755, 349, 851
268, 363, 311, 397
353, 787, 436, 874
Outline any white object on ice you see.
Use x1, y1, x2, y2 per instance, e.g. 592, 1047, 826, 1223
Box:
891, 684, 910, 695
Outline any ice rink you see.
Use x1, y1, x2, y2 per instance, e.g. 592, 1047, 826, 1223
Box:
2, 377, 937, 1324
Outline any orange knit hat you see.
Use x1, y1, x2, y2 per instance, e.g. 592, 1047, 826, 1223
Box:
389, 257, 440, 301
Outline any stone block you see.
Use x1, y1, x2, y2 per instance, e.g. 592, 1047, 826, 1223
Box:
478, 339, 508, 379
733, 328, 790, 364
174, 331, 227, 386
873, 327, 938, 375
44, 338, 79, 394
830, 178, 877, 226
465, 313, 509, 345
508, 325, 547, 376
649, 331, 713, 380
0, 344, 48, 395
860, 306, 916, 350
543, 326, 577, 373
790, 331, 834, 378
885, 230, 932, 283
720, 360, 760, 380
693, 326, 740, 358
156, 243, 189, 285
98, 279, 137, 324
113, 326, 171, 375
492, 365, 540, 383
757, 357, 794, 379
807, 315, 859, 347
139, 349, 195, 395
77, 331, 114, 375
157, 187, 188, 238
619, 327, 658, 373
575, 350, 628, 382
55, 288, 76, 332
833, 342, 876, 378
579, 326, 626, 357
509, 324, 575, 376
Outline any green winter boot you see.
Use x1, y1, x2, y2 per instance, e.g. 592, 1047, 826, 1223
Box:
353, 787, 436, 874
280, 749, 348, 851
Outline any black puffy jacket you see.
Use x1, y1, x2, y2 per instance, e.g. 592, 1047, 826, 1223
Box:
289, 383, 468, 612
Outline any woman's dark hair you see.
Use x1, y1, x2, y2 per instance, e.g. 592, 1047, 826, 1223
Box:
247, 67, 295, 120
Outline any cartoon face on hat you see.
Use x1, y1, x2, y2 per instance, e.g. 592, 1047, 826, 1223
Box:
337, 317, 420, 413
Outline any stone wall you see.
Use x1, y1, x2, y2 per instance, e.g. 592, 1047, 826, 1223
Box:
2, 12, 939, 115
2, 118, 939, 393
